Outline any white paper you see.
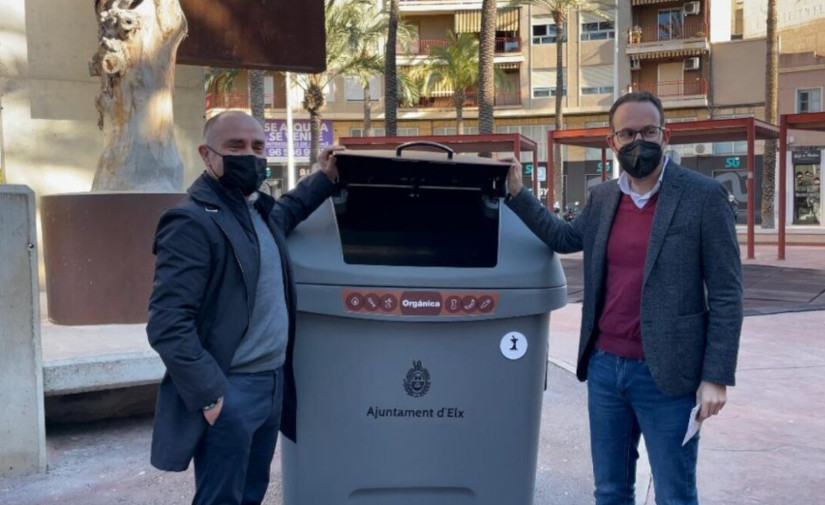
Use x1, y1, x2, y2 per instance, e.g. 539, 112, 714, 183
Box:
682, 404, 703, 446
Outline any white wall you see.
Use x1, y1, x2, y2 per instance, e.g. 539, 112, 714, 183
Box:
743, 0, 825, 38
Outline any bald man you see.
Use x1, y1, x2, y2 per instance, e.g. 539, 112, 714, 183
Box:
147, 110, 341, 505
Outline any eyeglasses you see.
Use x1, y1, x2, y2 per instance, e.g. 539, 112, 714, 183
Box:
611, 125, 664, 144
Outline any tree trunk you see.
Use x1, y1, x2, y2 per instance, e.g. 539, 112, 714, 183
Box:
310, 108, 321, 169
384, 0, 400, 136
90, 0, 187, 192
249, 69, 266, 126
455, 90, 465, 134
478, 0, 496, 140
302, 79, 325, 167
553, 12, 566, 206
363, 83, 372, 136
761, 0, 778, 229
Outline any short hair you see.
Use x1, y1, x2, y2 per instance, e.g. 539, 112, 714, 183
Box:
608, 91, 665, 129
203, 110, 251, 144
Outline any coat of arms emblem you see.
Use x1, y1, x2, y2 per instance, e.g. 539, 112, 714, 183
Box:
403, 360, 431, 398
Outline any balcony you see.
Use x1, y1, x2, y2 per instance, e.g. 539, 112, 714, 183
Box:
404, 90, 522, 109
206, 93, 286, 110
399, 0, 486, 13
626, 21, 710, 58
398, 36, 521, 56
631, 78, 708, 107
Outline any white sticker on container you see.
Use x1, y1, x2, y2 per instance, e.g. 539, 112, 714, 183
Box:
500, 332, 528, 360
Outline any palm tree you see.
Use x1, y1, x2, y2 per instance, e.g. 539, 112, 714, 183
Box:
762, 0, 778, 229
205, 68, 241, 97
478, 0, 498, 136
293, 0, 378, 164
420, 32, 481, 134
510, 0, 612, 205
249, 70, 266, 126
384, 0, 401, 136
340, 1, 406, 137
204, 67, 266, 126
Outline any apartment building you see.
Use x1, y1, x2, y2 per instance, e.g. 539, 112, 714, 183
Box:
206, 0, 824, 221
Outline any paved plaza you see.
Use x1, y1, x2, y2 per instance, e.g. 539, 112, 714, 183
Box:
0, 245, 823, 504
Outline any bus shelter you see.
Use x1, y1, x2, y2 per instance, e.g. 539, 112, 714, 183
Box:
778, 112, 825, 259
547, 118, 779, 260
339, 133, 540, 194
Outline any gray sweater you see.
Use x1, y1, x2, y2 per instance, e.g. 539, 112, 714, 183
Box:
229, 201, 289, 373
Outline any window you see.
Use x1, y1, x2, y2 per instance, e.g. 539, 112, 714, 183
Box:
532, 23, 560, 44
496, 124, 553, 164
585, 122, 609, 160
344, 76, 381, 102
349, 127, 419, 137
797, 88, 823, 113
658, 9, 684, 40
713, 141, 748, 155
531, 88, 566, 97
582, 86, 614, 95
580, 20, 615, 41
433, 127, 479, 135
264, 75, 275, 107
664, 117, 699, 157
580, 65, 613, 95
532, 69, 566, 98
711, 115, 748, 155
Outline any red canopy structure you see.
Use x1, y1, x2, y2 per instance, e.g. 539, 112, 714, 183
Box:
339, 133, 540, 193
547, 118, 780, 259
778, 112, 825, 259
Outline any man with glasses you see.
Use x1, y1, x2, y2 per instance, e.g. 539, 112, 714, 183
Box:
503, 91, 743, 504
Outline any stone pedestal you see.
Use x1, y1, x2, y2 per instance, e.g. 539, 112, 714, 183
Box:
41, 192, 184, 325
0, 185, 45, 476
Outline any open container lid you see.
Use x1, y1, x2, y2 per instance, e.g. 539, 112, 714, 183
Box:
334, 141, 511, 198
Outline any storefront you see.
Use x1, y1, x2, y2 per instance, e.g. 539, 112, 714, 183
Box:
564, 155, 762, 225
791, 148, 822, 225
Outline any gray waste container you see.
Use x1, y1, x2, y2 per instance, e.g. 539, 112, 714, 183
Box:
283, 142, 567, 505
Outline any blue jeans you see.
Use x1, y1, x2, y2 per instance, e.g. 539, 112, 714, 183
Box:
587, 350, 699, 505
193, 368, 284, 505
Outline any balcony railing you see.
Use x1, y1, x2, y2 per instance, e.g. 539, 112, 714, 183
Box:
400, 0, 485, 3
206, 93, 286, 110
627, 21, 708, 45
208, 90, 522, 112
632, 78, 708, 97
398, 36, 521, 56
398, 38, 450, 56
406, 90, 522, 108
495, 36, 522, 53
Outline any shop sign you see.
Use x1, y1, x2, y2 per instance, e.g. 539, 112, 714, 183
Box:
792, 149, 821, 165
264, 119, 333, 161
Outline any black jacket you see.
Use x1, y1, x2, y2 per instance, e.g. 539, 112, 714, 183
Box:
147, 171, 335, 471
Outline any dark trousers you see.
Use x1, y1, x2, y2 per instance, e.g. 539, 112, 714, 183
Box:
193, 368, 284, 505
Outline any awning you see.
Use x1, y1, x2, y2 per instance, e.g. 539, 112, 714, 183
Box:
495, 62, 521, 70
631, 48, 707, 60
631, 0, 680, 5
455, 8, 520, 33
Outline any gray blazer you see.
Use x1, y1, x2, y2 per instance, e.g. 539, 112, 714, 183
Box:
507, 161, 743, 396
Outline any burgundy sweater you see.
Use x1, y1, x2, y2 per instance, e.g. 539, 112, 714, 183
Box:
595, 193, 659, 359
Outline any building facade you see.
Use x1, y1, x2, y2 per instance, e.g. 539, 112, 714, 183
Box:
205, 1, 824, 226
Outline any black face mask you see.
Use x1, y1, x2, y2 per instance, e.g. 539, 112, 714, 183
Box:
616, 140, 663, 179
207, 146, 267, 195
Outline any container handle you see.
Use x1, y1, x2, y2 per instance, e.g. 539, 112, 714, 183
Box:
395, 141, 454, 159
